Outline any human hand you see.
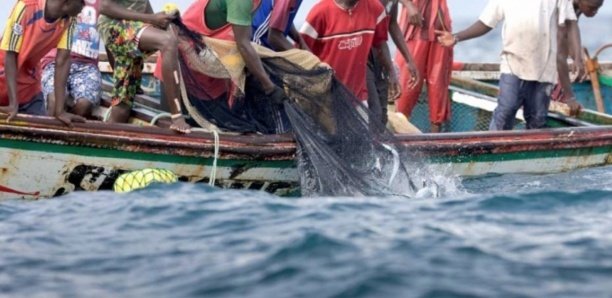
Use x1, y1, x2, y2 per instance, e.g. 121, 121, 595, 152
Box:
0, 103, 18, 122
267, 85, 289, 105
56, 111, 86, 127
387, 72, 401, 100
563, 96, 582, 116
435, 30, 456, 47
406, 62, 420, 89
405, 1, 423, 27
149, 12, 175, 29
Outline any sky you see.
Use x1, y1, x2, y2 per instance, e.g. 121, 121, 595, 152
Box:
0, 0, 610, 61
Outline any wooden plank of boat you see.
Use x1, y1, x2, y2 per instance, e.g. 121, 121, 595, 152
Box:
1, 107, 610, 199
452, 61, 612, 81
1, 59, 610, 199
450, 76, 612, 126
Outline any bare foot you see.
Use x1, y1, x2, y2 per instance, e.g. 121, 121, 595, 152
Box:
170, 116, 191, 134
56, 111, 87, 127
108, 102, 131, 123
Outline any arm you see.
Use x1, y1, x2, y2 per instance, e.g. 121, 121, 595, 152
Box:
556, 22, 582, 115
233, 24, 276, 93
374, 42, 401, 100
266, 0, 298, 51
289, 25, 309, 51
53, 49, 71, 117
1, 52, 19, 121
566, 20, 586, 80
0, 3, 27, 121
53, 20, 86, 125
268, 28, 294, 51
436, 21, 493, 47
389, 2, 419, 88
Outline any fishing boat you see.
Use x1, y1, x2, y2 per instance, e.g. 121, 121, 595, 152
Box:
0, 59, 611, 200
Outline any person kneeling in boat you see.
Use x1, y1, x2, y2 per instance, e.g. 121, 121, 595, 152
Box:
0, 0, 85, 125
40, 0, 103, 120
97, 0, 191, 133
553, 0, 605, 116
437, 0, 584, 130
154, 0, 290, 134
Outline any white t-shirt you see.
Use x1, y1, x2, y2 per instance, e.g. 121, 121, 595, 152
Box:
479, 0, 577, 83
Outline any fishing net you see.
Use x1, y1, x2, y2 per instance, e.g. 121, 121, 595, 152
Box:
172, 21, 437, 197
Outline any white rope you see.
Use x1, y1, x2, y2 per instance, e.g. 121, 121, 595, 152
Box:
103, 106, 112, 122
150, 112, 172, 125
176, 58, 221, 132
174, 50, 221, 186
189, 128, 221, 186
210, 130, 219, 186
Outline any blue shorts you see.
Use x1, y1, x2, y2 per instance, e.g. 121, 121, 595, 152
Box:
18, 93, 46, 116
41, 62, 102, 107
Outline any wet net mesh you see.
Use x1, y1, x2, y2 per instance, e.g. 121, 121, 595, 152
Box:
172, 21, 436, 197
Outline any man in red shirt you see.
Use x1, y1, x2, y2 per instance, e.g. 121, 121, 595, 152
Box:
300, 0, 392, 104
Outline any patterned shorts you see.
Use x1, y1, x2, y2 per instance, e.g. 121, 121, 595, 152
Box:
100, 20, 152, 107
42, 62, 102, 107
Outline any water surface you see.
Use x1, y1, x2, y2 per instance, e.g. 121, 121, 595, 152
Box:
1, 166, 612, 297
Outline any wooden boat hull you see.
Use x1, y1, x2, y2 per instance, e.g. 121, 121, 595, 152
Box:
0, 61, 610, 199
1, 114, 610, 200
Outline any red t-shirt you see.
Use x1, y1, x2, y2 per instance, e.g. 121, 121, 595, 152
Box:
0, 0, 73, 105
300, 0, 389, 101
269, 0, 296, 32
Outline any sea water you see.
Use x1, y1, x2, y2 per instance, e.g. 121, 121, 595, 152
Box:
1, 165, 611, 297
0, 2, 611, 296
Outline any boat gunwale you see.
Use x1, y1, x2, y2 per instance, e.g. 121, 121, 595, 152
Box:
1, 115, 611, 160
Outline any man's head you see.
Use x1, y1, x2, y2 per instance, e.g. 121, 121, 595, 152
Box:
63, 0, 85, 17
577, 0, 603, 17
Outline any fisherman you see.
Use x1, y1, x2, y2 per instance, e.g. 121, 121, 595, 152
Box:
395, 0, 453, 133
97, 0, 191, 133
0, 0, 84, 124
299, 0, 394, 108
554, 0, 605, 115
251, 0, 307, 51
367, 0, 420, 128
167, 0, 286, 102
437, 0, 583, 130
153, 0, 289, 134
247, 0, 306, 133
40, 0, 102, 119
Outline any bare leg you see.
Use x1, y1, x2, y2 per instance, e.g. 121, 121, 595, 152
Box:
71, 99, 93, 118
105, 46, 115, 70
138, 26, 191, 133
109, 102, 131, 123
